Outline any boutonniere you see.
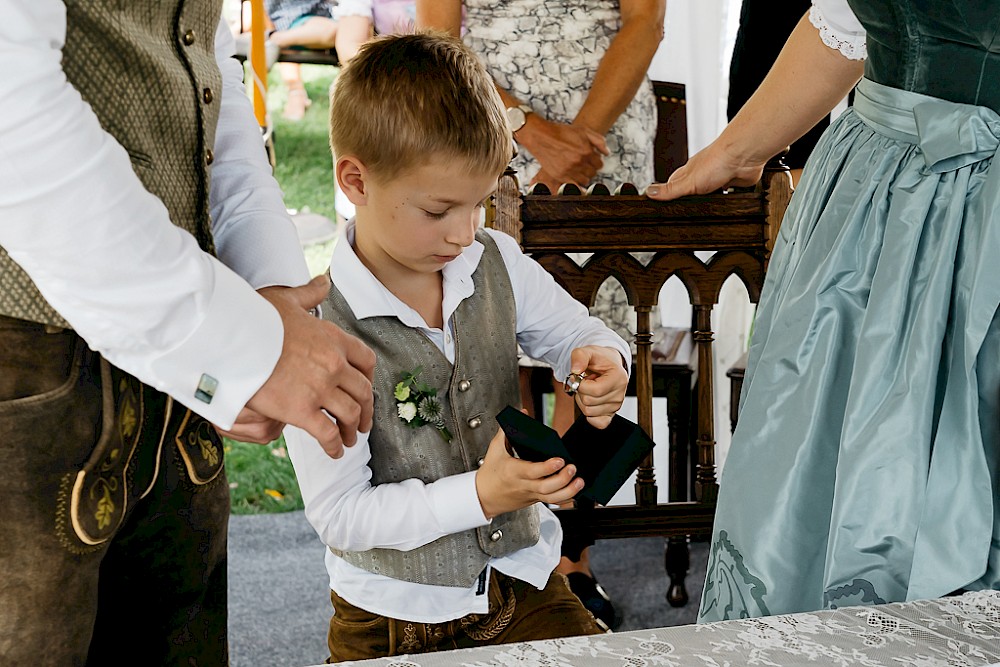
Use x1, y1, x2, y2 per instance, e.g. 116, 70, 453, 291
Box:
394, 366, 453, 443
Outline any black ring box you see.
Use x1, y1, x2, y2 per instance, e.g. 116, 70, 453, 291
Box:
495, 406, 655, 506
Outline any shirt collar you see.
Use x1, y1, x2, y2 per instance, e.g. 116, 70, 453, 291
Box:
328, 219, 483, 329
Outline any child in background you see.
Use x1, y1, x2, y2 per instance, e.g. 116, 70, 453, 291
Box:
284, 32, 631, 661
237, 0, 417, 120
332, 0, 417, 60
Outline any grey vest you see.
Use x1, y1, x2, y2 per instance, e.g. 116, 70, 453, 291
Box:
323, 231, 540, 587
0, 0, 224, 327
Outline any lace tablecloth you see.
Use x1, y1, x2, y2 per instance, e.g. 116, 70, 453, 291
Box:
331, 590, 1000, 666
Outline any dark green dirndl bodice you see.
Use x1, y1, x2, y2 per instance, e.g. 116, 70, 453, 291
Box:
850, 0, 1000, 112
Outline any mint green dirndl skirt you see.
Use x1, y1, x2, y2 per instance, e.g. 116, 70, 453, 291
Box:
699, 78, 1000, 622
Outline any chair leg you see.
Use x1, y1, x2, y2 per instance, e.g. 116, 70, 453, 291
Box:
664, 536, 690, 607
663, 370, 692, 607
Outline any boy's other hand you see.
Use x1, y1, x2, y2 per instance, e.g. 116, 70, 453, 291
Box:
475, 427, 584, 520
569, 345, 629, 429
248, 274, 377, 459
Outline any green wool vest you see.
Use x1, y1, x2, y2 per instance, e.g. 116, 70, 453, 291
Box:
322, 231, 541, 587
0, 0, 224, 327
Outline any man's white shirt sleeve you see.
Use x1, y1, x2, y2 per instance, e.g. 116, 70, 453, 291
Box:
0, 3, 309, 427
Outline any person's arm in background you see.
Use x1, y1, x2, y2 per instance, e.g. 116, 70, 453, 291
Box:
335, 15, 374, 61
646, 8, 864, 201
416, 0, 609, 189
528, 0, 666, 190
415, 0, 461, 38
0, 3, 373, 456
332, 0, 376, 63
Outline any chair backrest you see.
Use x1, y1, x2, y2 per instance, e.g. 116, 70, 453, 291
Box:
487, 164, 791, 539
652, 81, 688, 182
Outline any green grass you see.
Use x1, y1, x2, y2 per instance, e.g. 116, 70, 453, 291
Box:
267, 65, 340, 221
225, 436, 304, 514
225, 63, 342, 514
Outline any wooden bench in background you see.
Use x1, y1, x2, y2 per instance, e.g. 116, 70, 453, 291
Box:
486, 161, 791, 611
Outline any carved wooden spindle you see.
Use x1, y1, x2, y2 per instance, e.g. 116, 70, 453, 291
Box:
633, 304, 657, 507
692, 304, 718, 502
761, 155, 793, 265
491, 166, 523, 243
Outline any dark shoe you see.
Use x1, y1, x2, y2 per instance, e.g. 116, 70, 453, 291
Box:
566, 572, 622, 630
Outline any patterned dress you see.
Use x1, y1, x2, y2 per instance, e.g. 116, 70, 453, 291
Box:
463, 0, 658, 341
463, 0, 655, 190
267, 0, 335, 31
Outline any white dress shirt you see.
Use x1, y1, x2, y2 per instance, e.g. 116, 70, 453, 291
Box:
285, 221, 630, 623
0, 3, 309, 428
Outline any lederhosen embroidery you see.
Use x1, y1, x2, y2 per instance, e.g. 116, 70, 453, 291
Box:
65, 358, 145, 548
173, 408, 224, 485
55, 353, 223, 553
459, 572, 518, 641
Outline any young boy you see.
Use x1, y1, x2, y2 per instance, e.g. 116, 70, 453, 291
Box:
284, 32, 632, 662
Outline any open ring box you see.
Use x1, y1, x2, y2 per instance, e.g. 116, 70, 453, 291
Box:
495, 406, 655, 506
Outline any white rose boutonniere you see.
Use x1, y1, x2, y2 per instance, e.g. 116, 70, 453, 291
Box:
397, 401, 417, 422
394, 367, 452, 442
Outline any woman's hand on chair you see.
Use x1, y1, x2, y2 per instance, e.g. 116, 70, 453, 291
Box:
645, 139, 766, 201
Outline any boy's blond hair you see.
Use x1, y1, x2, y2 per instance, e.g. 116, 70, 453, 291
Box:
329, 31, 511, 182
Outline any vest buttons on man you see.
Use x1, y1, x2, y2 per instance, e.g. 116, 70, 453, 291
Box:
457, 379, 471, 392
205, 149, 214, 165
468, 416, 482, 429
182, 29, 196, 46
490, 529, 503, 542
203, 88, 214, 104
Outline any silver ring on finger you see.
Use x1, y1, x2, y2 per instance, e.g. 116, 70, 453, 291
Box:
563, 371, 588, 395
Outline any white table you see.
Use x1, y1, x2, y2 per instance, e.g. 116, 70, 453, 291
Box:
329, 590, 1000, 666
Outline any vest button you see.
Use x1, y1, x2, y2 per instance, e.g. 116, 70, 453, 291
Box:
467, 417, 481, 429
477, 457, 485, 467
206, 149, 214, 165
457, 379, 471, 392
490, 529, 503, 542
203, 88, 214, 104
182, 30, 196, 46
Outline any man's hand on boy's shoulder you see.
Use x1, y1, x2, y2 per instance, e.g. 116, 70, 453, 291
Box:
569, 346, 629, 430
246, 275, 377, 459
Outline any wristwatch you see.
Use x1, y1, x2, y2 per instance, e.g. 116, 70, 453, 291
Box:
505, 103, 533, 133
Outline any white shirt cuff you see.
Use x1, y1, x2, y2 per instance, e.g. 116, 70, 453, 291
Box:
147, 259, 283, 428
428, 470, 491, 532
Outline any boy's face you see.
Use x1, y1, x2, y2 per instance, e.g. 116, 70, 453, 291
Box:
343, 155, 499, 281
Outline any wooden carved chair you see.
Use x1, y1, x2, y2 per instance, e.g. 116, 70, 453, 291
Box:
486, 162, 791, 610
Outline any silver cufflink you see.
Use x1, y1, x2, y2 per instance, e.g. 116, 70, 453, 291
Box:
195, 373, 218, 404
